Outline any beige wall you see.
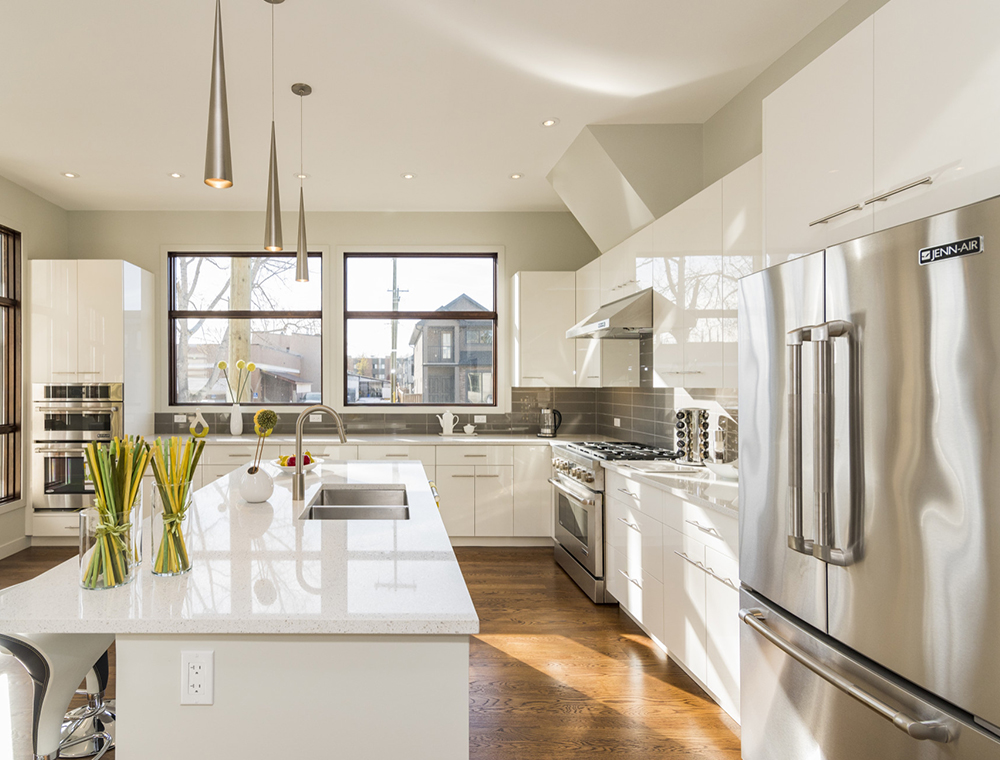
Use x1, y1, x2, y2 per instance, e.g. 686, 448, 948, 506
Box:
0, 175, 70, 556
702, 0, 892, 185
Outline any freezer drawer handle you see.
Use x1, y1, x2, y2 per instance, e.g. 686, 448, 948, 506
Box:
739, 608, 957, 744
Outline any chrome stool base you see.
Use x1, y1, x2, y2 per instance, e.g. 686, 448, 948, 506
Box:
59, 699, 116, 758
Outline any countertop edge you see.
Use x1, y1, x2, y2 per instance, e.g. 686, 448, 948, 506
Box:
603, 463, 739, 518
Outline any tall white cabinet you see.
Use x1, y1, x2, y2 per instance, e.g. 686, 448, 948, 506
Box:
511, 271, 576, 387
31, 260, 155, 427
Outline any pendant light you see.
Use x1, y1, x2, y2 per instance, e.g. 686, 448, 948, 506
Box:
263, 0, 284, 252
292, 83, 312, 282
204, 0, 233, 189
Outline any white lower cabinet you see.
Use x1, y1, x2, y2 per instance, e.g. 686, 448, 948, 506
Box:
705, 547, 741, 722
278, 444, 359, 461
662, 525, 708, 683
435, 464, 513, 537
436, 466, 477, 536
512, 446, 552, 537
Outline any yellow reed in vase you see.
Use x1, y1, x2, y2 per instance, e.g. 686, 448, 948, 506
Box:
151, 437, 206, 576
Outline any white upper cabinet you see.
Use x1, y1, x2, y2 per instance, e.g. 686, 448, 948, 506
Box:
721, 155, 763, 388
763, 17, 875, 260
872, 0, 1000, 230
574, 258, 603, 388
600, 224, 652, 304
650, 180, 724, 389
32, 259, 134, 383
512, 271, 576, 387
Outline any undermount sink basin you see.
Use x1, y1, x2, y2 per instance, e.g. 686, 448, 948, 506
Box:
302, 484, 410, 521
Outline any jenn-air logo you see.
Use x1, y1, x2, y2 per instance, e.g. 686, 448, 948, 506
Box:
919, 236, 983, 265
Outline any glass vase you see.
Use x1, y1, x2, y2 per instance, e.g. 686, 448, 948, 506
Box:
79, 491, 143, 590
152, 480, 194, 576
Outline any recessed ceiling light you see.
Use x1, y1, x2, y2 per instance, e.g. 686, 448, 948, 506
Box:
62, 172, 79, 178
510, 173, 523, 180
169, 172, 184, 179
401, 173, 415, 180
541, 118, 560, 128
293, 172, 309, 180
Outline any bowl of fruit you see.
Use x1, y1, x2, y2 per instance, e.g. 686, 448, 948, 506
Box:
274, 452, 322, 473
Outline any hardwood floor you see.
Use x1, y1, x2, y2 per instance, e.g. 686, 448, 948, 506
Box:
0, 546, 739, 759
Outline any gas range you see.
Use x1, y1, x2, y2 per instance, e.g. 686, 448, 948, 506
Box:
551, 441, 680, 492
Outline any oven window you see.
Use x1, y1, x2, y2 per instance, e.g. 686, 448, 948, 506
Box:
42, 413, 113, 434
43, 456, 94, 496
557, 494, 589, 547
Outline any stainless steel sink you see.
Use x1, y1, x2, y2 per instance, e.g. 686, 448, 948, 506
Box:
302, 484, 410, 520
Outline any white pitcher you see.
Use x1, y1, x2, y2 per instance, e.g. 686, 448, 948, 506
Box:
436, 410, 458, 435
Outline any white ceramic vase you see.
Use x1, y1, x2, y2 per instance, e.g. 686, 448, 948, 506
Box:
239, 468, 273, 503
230, 402, 243, 436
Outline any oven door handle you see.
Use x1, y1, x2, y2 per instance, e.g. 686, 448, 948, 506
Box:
35, 406, 120, 413
34, 447, 89, 455
548, 478, 595, 506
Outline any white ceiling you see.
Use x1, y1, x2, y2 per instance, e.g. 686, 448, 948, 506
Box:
1, 0, 847, 213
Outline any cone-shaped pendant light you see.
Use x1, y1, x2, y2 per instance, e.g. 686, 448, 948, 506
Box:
264, 121, 282, 251
263, 0, 284, 251
292, 82, 312, 282
204, 0, 233, 189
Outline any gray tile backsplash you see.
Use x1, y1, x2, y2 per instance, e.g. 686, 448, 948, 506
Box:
155, 385, 735, 449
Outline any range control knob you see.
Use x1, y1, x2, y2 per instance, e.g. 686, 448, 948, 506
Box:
583, 473, 595, 483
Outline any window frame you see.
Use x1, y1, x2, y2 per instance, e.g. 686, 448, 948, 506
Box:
167, 251, 323, 406
342, 251, 499, 408
0, 225, 21, 505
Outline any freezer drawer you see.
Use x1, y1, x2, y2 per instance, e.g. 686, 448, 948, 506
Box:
740, 589, 1000, 760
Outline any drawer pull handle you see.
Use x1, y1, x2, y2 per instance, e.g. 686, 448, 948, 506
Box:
685, 519, 720, 537
383, 454, 409, 458
616, 516, 640, 532
617, 569, 642, 589
475, 474, 500, 478
864, 176, 932, 206
674, 550, 706, 571
617, 487, 639, 499
451, 475, 475, 479
464, 454, 487, 458
809, 203, 863, 227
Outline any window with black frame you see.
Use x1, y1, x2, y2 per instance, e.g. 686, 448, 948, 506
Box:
0, 226, 20, 504
168, 252, 322, 405
344, 253, 498, 406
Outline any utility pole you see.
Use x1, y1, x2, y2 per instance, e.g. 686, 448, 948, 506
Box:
388, 260, 408, 403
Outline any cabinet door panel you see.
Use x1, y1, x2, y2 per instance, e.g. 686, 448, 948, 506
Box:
514, 272, 576, 386
77, 260, 124, 381
437, 446, 513, 467
764, 17, 874, 259
356, 445, 435, 468
705, 547, 740, 722
474, 466, 514, 536
575, 339, 602, 388
662, 525, 707, 682
642, 571, 665, 647
278, 445, 359, 461
512, 446, 552, 537
575, 258, 602, 319
873, 0, 1000, 231
435, 466, 476, 536
31, 260, 78, 382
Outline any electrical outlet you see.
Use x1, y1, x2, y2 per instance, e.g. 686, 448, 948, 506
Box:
309, 413, 322, 423
474, 415, 487, 424
614, 418, 621, 427
181, 651, 214, 705
173, 414, 187, 423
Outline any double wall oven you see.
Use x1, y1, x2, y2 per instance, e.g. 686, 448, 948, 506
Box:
32, 384, 123, 510
550, 442, 678, 603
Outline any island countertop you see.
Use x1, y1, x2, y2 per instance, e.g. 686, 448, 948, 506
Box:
0, 461, 480, 636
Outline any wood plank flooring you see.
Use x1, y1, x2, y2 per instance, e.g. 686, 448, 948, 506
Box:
0, 546, 740, 759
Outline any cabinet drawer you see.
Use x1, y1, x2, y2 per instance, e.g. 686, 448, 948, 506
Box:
356, 445, 435, 468
200, 464, 240, 488
606, 545, 627, 604
642, 571, 665, 646
613, 549, 645, 619
607, 496, 662, 582
278, 444, 358, 461
680, 501, 738, 560
606, 470, 663, 522
202, 443, 277, 466
32, 511, 81, 537
436, 446, 513, 466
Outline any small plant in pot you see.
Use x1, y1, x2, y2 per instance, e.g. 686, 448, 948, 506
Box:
239, 409, 277, 503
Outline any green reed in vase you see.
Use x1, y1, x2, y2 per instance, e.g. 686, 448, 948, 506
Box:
81, 437, 151, 589
151, 437, 206, 576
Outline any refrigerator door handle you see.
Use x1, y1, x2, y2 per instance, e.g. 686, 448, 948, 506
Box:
740, 608, 957, 743
786, 327, 813, 556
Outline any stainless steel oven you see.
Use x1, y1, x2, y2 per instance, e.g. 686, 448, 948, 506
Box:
31, 383, 123, 510
32, 384, 123, 442
551, 475, 604, 580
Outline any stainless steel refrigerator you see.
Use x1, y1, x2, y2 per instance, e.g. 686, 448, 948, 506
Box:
738, 195, 1000, 759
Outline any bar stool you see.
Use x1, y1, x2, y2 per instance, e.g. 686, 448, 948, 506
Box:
0, 633, 115, 760
60, 650, 116, 758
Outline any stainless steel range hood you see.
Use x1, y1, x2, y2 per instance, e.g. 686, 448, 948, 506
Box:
566, 288, 653, 339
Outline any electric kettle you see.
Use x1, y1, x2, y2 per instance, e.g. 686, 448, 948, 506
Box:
537, 408, 562, 438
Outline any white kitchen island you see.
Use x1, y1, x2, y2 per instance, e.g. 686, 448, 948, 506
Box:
0, 461, 478, 760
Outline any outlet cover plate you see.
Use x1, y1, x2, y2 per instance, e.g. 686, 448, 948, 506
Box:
309, 413, 323, 423
614, 418, 621, 427
173, 414, 187, 423
474, 415, 487, 424
181, 650, 214, 705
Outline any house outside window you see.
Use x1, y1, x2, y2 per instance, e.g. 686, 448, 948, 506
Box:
344, 253, 498, 406
168, 252, 322, 405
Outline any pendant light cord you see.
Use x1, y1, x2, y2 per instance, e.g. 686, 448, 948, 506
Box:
271, 3, 275, 121
300, 95, 304, 187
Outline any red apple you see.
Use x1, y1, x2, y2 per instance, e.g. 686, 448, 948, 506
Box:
286, 456, 296, 466
303, 454, 313, 465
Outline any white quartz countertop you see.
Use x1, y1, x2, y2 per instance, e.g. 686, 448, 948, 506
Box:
0, 462, 480, 636
603, 461, 739, 517
197, 433, 619, 445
